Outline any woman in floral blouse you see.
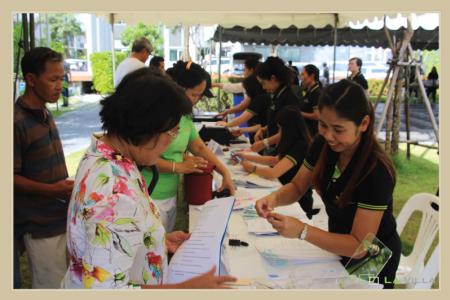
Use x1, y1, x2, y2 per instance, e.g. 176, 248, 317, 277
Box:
62, 68, 236, 289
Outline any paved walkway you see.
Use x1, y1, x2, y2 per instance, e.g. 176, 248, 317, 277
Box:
55, 95, 102, 156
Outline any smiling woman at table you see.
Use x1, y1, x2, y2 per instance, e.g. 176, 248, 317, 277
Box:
142, 61, 235, 233
255, 79, 401, 289
63, 68, 235, 289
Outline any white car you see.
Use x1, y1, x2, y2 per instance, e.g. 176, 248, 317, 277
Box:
206, 57, 232, 74
362, 65, 390, 80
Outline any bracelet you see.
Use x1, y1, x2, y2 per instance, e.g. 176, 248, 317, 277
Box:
263, 138, 270, 149
251, 165, 257, 173
172, 161, 176, 173
299, 224, 308, 240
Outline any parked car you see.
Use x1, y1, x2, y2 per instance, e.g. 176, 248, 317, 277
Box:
65, 58, 88, 72
205, 57, 232, 74
362, 65, 390, 80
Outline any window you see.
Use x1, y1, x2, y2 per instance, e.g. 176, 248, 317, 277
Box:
170, 49, 178, 61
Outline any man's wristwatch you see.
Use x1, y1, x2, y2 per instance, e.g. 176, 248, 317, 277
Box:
299, 224, 308, 240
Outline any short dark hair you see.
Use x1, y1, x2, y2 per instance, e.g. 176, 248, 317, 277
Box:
100, 68, 192, 146
150, 56, 164, 68
244, 57, 260, 71
166, 60, 208, 89
255, 56, 291, 86
349, 57, 363, 69
21, 47, 63, 77
131, 37, 153, 53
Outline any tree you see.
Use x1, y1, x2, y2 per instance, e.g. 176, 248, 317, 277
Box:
47, 13, 84, 58
120, 22, 164, 56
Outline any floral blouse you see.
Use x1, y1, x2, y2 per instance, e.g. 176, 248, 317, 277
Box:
62, 135, 168, 288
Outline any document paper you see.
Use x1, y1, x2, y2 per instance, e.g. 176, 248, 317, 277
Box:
167, 197, 235, 283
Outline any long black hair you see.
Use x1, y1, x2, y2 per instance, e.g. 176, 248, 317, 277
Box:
276, 105, 312, 158
255, 56, 291, 87
312, 79, 396, 207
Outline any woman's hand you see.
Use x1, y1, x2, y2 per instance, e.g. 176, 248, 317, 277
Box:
216, 121, 228, 127
240, 160, 254, 173
266, 212, 304, 238
255, 193, 277, 218
177, 155, 208, 174
217, 174, 236, 196
250, 140, 265, 152
217, 109, 229, 117
230, 128, 242, 137
179, 266, 236, 289
166, 231, 191, 254
254, 127, 266, 141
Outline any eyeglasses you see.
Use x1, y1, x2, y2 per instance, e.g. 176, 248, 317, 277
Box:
166, 128, 179, 140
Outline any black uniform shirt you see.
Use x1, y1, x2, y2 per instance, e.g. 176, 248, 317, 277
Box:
267, 85, 299, 137
246, 93, 271, 128
349, 72, 369, 90
303, 135, 398, 242
301, 83, 321, 137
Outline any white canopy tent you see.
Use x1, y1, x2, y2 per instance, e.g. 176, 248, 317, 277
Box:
99, 12, 409, 28
102, 12, 426, 83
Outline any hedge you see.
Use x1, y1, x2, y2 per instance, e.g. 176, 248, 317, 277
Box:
368, 79, 388, 97
90, 51, 127, 95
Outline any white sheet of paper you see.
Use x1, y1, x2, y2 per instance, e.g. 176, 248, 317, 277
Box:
254, 237, 340, 261
207, 139, 224, 156
167, 197, 235, 284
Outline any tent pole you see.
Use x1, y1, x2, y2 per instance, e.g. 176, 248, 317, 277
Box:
22, 13, 29, 52
29, 13, 35, 49
110, 13, 116, 87
217, 25, 222, 111
332, 13, 338, 83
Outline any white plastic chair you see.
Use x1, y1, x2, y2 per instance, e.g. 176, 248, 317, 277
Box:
395, 193, 439, 288
413, 244, 439, 289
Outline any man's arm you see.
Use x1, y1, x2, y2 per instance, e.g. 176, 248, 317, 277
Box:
14, 175, 73, 199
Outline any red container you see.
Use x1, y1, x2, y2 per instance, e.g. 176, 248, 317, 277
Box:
184, 162, 216, 205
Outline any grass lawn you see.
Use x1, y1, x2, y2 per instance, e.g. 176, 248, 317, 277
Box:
17, 144, 439, 289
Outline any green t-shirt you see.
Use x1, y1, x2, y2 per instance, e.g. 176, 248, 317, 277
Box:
142, 116, 199, 200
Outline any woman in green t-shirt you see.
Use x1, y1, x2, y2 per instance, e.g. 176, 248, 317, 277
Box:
143, 61, 235, 231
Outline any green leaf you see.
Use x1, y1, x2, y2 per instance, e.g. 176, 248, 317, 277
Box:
95, 173, 110, 187
142, 269, 150, 284
93, 223, 110, 247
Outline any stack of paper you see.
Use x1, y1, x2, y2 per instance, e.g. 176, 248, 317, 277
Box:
167, 197, 235, 283
255, 237, 340, 267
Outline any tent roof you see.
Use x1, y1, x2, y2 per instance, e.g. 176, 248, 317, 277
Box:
101, 12, 404, 28
213, 25, 439, 50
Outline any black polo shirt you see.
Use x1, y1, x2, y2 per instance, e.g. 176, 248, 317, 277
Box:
349, 72, 368, 90
267, 85, 300, 137
303, 135, 401, 287
301, 83, 321, 137
246, 93, 271, 128
279, 139, 308, 185
278, 139, 314, 215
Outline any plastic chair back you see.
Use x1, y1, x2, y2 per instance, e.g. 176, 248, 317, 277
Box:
396, 193, 439, 286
